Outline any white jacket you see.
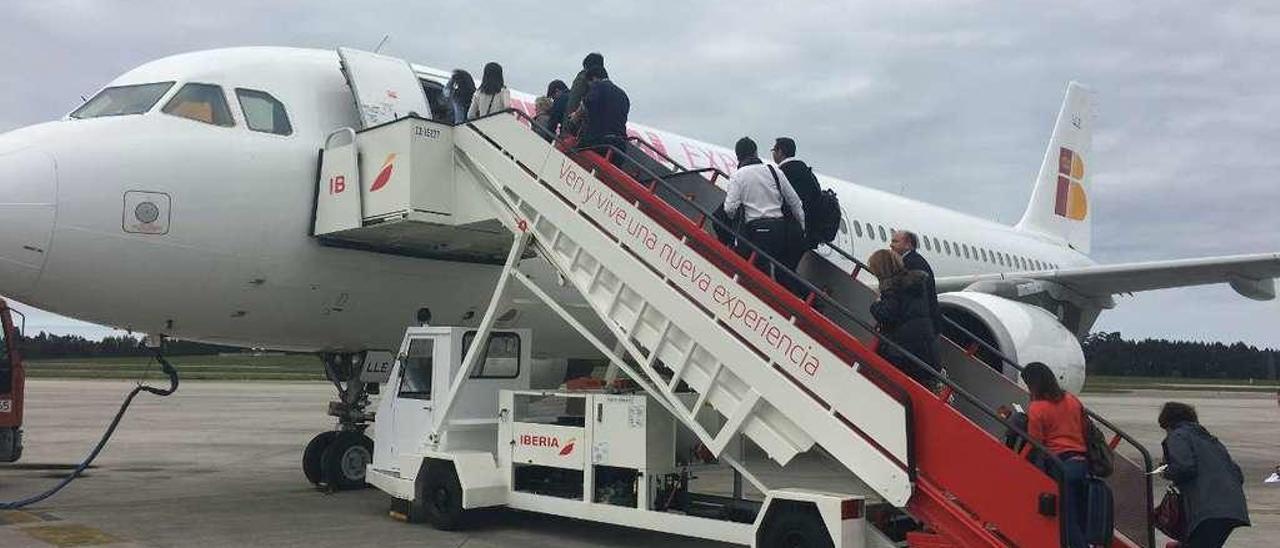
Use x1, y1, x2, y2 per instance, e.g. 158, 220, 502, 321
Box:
468, 88, 510, 119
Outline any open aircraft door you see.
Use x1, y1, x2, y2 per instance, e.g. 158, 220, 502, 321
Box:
337, 47, 430, 128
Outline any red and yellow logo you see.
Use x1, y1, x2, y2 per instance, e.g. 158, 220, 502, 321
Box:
369, 153, 396, 192
1054, 147, 1087, 220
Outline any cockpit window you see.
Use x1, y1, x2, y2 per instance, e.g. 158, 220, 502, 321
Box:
162, 83, 234, 127
70, 82, 175, 119
235, 88, 292, 136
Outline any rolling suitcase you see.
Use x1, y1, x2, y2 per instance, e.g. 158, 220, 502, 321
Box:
1085, 477, 1115, 544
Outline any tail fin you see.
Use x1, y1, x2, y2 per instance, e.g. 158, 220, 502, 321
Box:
1015, 81, 1093, 254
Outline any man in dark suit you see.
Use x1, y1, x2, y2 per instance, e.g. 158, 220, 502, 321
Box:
892, 230, 941, 332
578, 66, 630, 161
772, 138, 821, 245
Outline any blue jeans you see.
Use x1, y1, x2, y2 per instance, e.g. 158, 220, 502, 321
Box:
1058, 456, 1089, 548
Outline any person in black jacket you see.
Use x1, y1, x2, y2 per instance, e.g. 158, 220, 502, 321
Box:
867, 249, 939, 388
544, 79, 569, 136
891, 230, 941, 332
1159, 402, 1250, 547
578, 66, 630, 163
772, 137, 820, 252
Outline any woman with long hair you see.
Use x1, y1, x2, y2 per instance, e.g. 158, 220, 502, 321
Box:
468, 62, 510, 120
445, 69, 475, 123
1158, 402, 1249, 547
1020, 362, 1088, 548
866, 249, 939, 387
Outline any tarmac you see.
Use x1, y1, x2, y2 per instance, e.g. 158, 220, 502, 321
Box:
1, 379, 1276, 547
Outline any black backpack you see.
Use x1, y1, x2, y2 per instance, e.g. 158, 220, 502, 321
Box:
808, 186, 842, 246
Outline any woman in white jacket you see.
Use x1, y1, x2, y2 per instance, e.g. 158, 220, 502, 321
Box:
468, 62, 510, 119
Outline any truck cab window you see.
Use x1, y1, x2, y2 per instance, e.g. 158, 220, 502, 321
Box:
462, 331, 520, 379
398, 338, 434, 399
162, 83, 234, 127
71, 82, 175, 119
235, 88, 292, 135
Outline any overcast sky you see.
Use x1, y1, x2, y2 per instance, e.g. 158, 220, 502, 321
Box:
1, 1, 1277, 348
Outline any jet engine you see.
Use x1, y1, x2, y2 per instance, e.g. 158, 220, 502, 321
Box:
938, 292, 1086, 393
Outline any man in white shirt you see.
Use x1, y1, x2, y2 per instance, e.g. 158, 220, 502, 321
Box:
723, 137, 806, 287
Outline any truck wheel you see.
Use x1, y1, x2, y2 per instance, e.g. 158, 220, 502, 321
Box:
303, 431, 338, 485
759, 505, 834, 548
420, 461, 466, 530
320, 431, 373, 490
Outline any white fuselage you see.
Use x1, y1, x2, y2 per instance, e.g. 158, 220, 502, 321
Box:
0, 48, 1091, 354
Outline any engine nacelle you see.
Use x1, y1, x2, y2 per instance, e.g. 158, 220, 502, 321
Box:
938, 292, 1086, 393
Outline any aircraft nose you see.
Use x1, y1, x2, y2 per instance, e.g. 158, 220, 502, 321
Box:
0, 145, 57, 299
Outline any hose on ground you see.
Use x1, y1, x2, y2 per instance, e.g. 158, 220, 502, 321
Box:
0, 347, 179, 509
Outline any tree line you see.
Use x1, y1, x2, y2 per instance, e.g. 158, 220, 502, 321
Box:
14, 332, 242, 359
1083, 331, 1278, 380
11, 330, 1279, 380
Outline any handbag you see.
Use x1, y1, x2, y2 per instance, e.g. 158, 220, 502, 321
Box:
1080, 402, 1114, 477
1153, 485, 1186, 540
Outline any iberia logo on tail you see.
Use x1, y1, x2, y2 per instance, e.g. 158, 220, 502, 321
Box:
369, 153, 396, 192
1054, 147, 1088, 220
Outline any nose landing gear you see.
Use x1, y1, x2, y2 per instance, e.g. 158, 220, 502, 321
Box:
303, 352, 376, 490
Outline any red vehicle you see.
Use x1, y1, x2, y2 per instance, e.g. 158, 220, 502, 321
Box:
0, 298, 24, 462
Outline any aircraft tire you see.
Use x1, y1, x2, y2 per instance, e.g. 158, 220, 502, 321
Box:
419, 460, 465, 530
320, 431, 373, 490
302, 431, 338, 485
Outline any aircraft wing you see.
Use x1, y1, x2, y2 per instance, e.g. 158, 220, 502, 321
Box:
934, 252, 1280, 300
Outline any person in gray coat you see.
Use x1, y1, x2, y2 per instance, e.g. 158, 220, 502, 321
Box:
1159, 402, 1250, 547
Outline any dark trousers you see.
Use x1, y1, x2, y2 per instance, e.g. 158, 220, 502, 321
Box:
741, 217, 785, 279
1185, 518, 1240, 548
579, 134, 627, 166
1057, 455, 1089, 548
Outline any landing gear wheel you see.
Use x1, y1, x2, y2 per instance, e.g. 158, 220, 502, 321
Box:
320, 431, 373, 490
419, 461, 466, 530
759, 507, 834, 548
302, 431, 339, 485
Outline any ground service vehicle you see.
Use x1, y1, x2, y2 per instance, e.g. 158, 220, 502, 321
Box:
1, 298, 25, 462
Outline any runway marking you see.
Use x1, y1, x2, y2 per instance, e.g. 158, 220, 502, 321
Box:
19, 523, 121, 546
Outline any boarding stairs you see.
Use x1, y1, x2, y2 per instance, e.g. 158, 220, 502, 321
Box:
614, 135, 1157, 548
313, 110, 1151, 547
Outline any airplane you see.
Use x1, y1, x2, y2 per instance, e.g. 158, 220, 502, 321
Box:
0, 46, 1276, 483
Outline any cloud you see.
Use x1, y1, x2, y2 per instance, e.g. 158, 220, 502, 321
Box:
0, 1, 1276, 347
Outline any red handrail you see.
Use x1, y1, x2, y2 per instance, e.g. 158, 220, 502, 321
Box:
573, 149, 1064, 547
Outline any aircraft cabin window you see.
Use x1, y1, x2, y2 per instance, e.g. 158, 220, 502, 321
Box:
922, 236, 932, 252
839, 218, 848, 234
864, 223, 874, 240
162, 83, 234, 127
962, 245, 971, 259
235, 89, 292, 136
852, 221, 863, 238
877, 225, 887, 242
71, 81, 175, 119
398, 338, 435, 399
943, 241, 951, 255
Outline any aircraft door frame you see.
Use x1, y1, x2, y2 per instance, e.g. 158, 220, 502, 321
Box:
336, 47, 431, 128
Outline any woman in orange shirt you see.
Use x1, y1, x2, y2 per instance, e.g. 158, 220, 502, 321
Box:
1021, 362, 1088, 548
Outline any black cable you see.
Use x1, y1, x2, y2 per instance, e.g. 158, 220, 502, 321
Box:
1, 348, 178, 509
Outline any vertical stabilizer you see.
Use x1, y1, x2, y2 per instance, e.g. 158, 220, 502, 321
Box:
1016, 82, 1092, 254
